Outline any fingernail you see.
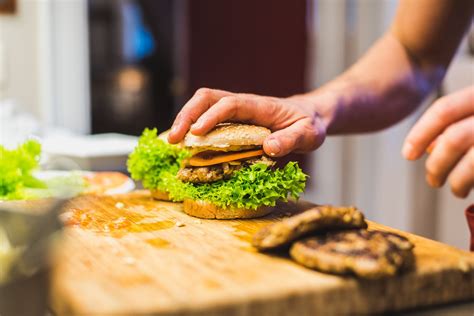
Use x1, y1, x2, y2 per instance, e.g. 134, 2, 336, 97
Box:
426, 174, 441, 188
170, 124, 178, 134
169, 124, 180, 139
402, 143, 415, 160
266, 139, 281, 156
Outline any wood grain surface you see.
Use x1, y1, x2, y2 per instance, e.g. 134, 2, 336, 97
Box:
50, 191, 474, 315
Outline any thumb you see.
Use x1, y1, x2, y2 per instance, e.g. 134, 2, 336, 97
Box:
263, 117, 325, 157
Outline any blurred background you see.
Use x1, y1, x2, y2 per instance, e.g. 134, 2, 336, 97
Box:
0, 0, 473, 249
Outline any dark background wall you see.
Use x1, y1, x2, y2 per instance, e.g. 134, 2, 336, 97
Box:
186, 0, 307, 98
88, 0, 308, 135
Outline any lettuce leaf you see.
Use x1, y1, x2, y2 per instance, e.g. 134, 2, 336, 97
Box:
163, 162, 307, 210
127, 128, 190, 191
0, 141, 87, 200
23, 172, 87, 200
0, 140, 46, 200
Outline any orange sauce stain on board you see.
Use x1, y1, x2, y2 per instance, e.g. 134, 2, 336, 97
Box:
145, 237, 171, 248
233, 230, 252, 243
203, 279, 222, 289
231, 222, 261, 252
63, 195, 174, 237
232, 222, 260, 243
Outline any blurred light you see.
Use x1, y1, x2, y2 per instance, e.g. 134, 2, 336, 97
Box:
117, 67, 146, 93
121, 2, 155, 63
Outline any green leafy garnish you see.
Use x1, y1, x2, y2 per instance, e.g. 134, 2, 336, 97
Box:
22, 172, 87, 200
163, 162, 307, 210
127, 128, 190, 192
0, 140, 87, 200
0, 140, 46, 200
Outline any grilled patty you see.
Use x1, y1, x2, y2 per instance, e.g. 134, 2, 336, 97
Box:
177, 156, 275, 183
290, 229, 414, 279
252, 206, 367, 250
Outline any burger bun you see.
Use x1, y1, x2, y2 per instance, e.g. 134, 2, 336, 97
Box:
183, 199, 273, 219
150, 189, 171, 201
183, 123, 270, 150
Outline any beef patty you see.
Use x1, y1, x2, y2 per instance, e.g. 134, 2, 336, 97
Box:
177, 156, 275, 183
290, 229, 414, 279
252, 206, 367, 250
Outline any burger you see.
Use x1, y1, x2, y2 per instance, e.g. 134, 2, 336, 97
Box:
164, 123, 307, 219
127, 128, 190, 201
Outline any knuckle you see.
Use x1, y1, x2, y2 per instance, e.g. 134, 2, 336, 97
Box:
221, 95, 237, 105
220, 96, 238, 111
262, 97, 282, 116
267, 99, 279, 117
195, 87, 212, 98
218, 96, 238, 117
442, 128, 466, 152
175, 111, 193, 124
430, 99, 453, 124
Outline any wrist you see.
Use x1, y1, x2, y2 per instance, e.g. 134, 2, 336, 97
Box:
287, 89, 342, 134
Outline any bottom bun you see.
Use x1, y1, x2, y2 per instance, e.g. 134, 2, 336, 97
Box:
150, 189, 171, 201
183, 199, 273, 219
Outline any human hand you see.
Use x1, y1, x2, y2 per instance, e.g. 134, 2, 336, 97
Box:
402, 85, 474, 198
168, 88, 326, 157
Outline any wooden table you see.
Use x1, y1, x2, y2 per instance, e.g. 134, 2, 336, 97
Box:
51, 191, 474, 315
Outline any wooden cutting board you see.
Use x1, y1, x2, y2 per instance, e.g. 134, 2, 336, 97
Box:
51, 191, 474, 315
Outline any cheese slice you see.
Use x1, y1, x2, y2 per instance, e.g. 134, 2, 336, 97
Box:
188, 149, 264, 167
186, 145, 256, 155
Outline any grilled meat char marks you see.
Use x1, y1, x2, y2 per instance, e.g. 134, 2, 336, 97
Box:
177, 163, 240, 183
177, 156, 275, 183
290, 229, 414, 279
252, 206, 368, 250
252, 206, 415, 279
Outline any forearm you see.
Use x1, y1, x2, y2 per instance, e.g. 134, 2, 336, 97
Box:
296, 0, 473, 135
169, 0, 473, 157
299, 32, 444, 134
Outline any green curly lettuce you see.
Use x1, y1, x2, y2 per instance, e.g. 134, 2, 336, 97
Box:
127, 128, 190, 191
163, 162, 307, 210
0, 140, 46, 200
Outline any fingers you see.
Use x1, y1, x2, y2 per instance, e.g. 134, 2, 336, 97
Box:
189, 94, 291, 135
403, 85, 474, 160
426, 139, 437, 154
425, 116, 474, 187
168, 88, 326, 157
263, 116, 326, 157
190, 95, 258, 135
189, 93, 325, 156
168, 88, 231, 143
447, 147, 474, 198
